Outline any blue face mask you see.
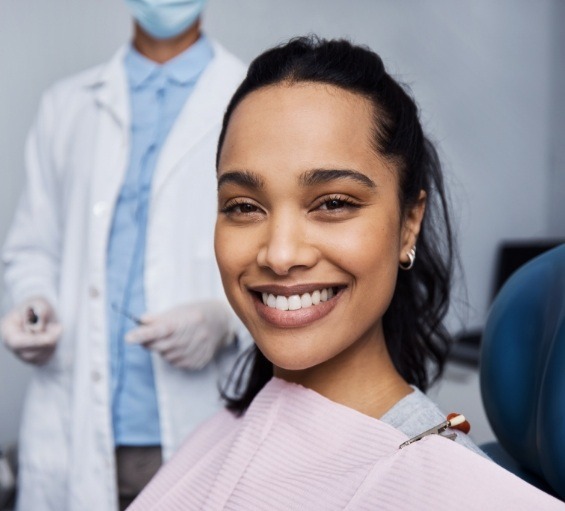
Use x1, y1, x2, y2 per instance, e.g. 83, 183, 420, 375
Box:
125, 0, 208, 40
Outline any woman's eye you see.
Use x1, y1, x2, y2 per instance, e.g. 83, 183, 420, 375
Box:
236, 203, 258, 214
221, 200, 262, 217
323, 198, 347, 210
316, 196, 359, 211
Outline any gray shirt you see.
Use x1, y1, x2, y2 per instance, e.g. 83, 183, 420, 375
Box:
380, 386, 488, 458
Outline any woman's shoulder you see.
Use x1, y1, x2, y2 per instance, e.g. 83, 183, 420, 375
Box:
381, 386, 487, 458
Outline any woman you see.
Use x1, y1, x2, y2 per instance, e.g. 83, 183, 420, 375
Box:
129, 37, 564, 510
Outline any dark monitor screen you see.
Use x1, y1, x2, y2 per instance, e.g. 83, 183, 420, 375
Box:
492, 240, 564, 301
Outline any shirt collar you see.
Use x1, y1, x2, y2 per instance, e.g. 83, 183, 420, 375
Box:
124, 34, 214, 90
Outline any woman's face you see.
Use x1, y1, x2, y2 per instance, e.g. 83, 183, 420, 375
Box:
215, 83, 424, 378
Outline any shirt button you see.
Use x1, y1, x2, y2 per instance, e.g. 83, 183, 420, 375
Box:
89, 286, 100, 298
93, 201, 109, 216
91, 370, 101, 382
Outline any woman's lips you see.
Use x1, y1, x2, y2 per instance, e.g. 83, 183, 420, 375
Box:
250, 285, 345, 328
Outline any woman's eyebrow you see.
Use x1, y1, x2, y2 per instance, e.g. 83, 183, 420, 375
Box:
217, 170, 265, 191
299, 168, 376, 189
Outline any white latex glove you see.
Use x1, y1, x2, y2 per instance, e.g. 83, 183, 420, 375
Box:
125, 301, 234, 370
0, 297, 62, 365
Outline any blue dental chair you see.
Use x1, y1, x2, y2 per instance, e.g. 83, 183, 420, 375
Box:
480, 244, 565, 500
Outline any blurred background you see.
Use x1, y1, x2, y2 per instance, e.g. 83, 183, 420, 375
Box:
1, 0, 564, 449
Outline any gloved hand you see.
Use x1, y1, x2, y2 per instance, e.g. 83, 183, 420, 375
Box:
0, 297, 62, 365
125, 301, 234, 370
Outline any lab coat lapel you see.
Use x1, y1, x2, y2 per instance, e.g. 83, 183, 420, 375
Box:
152, 52, 226, 194
87, 48, 131, 254
91, 46, 130, 130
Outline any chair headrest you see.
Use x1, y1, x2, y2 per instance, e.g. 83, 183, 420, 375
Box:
480, 244, 565, 499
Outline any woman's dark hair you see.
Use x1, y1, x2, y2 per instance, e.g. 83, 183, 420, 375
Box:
218, 36, 454, 414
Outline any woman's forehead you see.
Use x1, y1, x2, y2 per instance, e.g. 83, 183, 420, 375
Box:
218, 83, 379, 173
230, 82, 373, 127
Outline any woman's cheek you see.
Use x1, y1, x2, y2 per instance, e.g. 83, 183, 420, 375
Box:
216, 226, 252, 290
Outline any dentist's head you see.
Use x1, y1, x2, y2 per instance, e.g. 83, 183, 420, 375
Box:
124, 0, 208, 40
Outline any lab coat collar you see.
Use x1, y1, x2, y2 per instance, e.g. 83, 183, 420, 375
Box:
86, 45, 130, 129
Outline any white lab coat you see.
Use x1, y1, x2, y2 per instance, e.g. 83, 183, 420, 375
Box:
2, 41, 246, 511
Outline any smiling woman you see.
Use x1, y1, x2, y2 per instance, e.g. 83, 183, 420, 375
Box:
215, 80, 426, 412
215, 38, 451, 413
129, 37, 564, 510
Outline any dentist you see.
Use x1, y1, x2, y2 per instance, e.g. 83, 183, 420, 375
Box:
1, 1, 246, 509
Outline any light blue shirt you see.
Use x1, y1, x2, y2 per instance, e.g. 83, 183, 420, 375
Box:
106, 36, 214, 446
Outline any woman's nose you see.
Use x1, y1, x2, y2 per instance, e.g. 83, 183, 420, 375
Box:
256, 217, 319, 276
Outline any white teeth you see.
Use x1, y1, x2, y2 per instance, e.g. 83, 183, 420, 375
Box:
288, 295, 301, 310
300, 293, 312, 308
267, 294, 276, 307
275, 295, 289, 311
260, 287, 338, 311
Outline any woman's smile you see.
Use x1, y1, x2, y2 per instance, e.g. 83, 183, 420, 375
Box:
248, 283, 347, 328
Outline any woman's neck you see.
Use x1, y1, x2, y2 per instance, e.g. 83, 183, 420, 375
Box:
275, 336, 413, 420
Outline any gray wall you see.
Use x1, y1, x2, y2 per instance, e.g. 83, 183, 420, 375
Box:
1, 0, 563, 446
549, 0, 565, 235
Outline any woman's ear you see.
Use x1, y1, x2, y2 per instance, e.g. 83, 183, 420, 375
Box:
399, 190, 426, 266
